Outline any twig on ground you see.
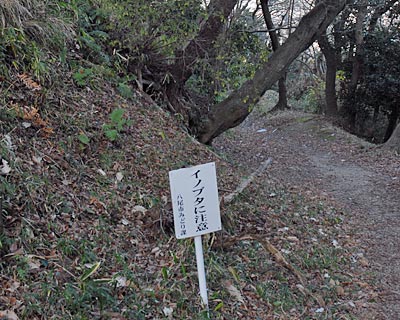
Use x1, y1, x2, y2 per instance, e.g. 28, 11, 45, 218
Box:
238, 234, 305, 285
219, 234, 326, 307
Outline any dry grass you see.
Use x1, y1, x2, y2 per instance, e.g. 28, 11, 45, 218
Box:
1, 0, 75, 46
24, 16, 76, 45
0, 0, 33, 29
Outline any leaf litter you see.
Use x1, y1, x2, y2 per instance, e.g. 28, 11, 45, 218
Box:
0, 77, 385, 319
214, 109, 400, 319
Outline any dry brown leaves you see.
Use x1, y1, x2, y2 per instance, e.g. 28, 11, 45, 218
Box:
17, 73, 42, 92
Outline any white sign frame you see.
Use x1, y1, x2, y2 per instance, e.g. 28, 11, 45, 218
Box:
169, 162, 221, 239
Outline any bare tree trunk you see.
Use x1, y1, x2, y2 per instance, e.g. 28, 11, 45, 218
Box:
384, 122, 400, 152
341, 0, 367, 129
260, 0, 288, 111
275, 76, 288, 110
384, 106, 399, 142
318, 32, 338, 116
193, 0, 347, 144
350, 1, 367, 88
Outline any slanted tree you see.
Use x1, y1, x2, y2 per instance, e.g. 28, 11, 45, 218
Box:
188, 0, 347, 143
101, 0, 347, 144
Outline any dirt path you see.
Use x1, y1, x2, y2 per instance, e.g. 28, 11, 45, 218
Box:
214, 111, 400, 319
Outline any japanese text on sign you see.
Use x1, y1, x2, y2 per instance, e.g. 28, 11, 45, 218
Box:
177, 194, 186, 237
169, 162, 221, 239
192, 169, 208, 232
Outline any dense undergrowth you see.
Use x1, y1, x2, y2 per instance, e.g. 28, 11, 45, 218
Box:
0, 1, 371, 319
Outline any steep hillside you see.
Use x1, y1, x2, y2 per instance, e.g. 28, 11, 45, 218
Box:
0, 78, 235, 318
0, 76, 373, 319
0, 1, 394, 319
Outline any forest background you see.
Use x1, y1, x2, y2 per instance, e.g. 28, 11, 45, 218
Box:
0, 0, 399, 319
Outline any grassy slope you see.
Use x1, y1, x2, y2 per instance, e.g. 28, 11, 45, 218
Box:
0, 1, 374, 318
0, 74, 367, 320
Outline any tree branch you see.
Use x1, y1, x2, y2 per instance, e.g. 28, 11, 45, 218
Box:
223, 158, 272, 204
168, 0, 238, 85
241, 26, 293, 34
195, 0, 347, 143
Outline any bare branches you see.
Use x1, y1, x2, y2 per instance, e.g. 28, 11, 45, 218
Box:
239, 25, 294, 33
368, 0, 398, 31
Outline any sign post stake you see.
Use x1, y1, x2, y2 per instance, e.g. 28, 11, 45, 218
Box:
194, 235, 209, 311
169, 162, 221, 317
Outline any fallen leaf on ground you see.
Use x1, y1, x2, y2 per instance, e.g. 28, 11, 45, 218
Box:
0, 310, 19, 320
359, 257, 369, 267
336, 286, 345, 296
116, 172, 123, 181
163, 306, 174, 318
224, 281, 245, 304
133, 205, 147, 213
0, 159, 11, 175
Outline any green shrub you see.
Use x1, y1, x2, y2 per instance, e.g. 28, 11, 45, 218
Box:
103, 108, 130, 141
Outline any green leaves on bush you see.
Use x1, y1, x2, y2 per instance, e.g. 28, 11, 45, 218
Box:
117, 83, 133, 99
72, 68, 93, 86
103, 108, 129, 141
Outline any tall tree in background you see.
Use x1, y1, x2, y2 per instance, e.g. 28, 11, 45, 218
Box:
338, 0, 400, 142
260, 0, 288, 111
318, 30, 338, 116
342, 0, 368, 128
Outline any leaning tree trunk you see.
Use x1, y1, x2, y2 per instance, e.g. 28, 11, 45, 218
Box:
260, 0, 288, 111
384, 122, 400, 152
193, 0, 347, 144
318, 31, 338, 116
